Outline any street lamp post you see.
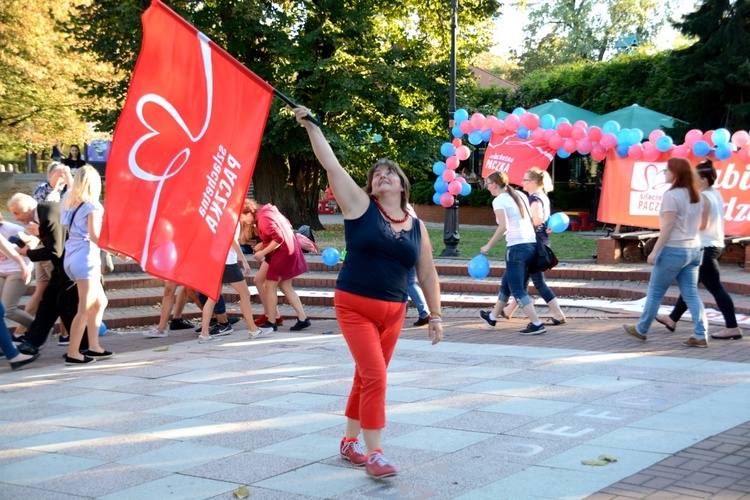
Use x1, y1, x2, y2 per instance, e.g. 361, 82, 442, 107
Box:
441, 0, 460, 257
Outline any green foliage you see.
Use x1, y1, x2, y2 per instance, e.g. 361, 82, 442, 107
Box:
411, 179, 493, 207
548, 183, 596, 211
458, 184, 494, 207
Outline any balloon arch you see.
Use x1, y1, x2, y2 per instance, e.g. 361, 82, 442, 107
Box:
432, 107, 750, 208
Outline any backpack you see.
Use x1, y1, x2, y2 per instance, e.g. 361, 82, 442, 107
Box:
298, 224, 315, 242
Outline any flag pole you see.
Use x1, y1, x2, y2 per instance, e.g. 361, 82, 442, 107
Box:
273, 90, 321, 127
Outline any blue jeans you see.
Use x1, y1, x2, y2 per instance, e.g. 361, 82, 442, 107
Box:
196, 293, 227, 315
637, 246, 706, 339
407, 267, 428, 318
0, 302, 20, 360
527, 270, 556, 303
499, 243, 536, 307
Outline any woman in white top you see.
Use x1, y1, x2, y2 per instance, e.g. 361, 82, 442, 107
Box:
624, 157, 710, 347
656, 159, 740, 340
479, 171, 546, 335
0, 218, 33, 332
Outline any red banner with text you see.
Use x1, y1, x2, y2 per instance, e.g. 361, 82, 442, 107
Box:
598, 151, 750, 236
481, 133, 556, 185
99, 0, 274, 300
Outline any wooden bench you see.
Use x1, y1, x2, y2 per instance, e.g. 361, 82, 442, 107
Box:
610, 231, 660, 262
724, 236, 750, 270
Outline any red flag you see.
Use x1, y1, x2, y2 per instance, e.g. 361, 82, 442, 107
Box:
99, 0, 274, 300
481, 134, 556, 185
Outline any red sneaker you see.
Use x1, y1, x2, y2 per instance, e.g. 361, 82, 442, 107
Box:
365, 450, 397, 478
340, 437, 366, 466
277, 316, 284, 326
254, 314, 268, 326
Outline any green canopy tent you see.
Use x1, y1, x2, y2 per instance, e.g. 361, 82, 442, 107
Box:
590, 104, 683, 134
527, 99, 600, 124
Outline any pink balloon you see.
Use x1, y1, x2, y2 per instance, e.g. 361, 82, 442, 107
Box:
531, 128, 546, 145
459, 120, 473, 134
703, 130, 715, 147
600, 133, 618, 149
452, 138, 462, 147
643, 143, 660, 162
151, 241, 177, 272
563, 138, 578, 153
588, 126, 603, 143
470, 113, 486, 129
548, 134, 564, 150
491, 120, 507, 135
684, 129, 703, 147
591, 144, 607, 161
574, 120, 588, 129
520, 112, 540, 130
577, 138, 592, 154
485, 115, 498, 126
672, 144, 690, 157
731, 130, 750, 148
442, 169, 456, 182
439, 192, 454, 208
628, 143, 644, 160
448, 180, 462, 195
505, 114, 520, 132
446, 156, 459, 170
738, 147, 750, 161
571, 125, 587, 141
456, 176, 467, 184
557, 122, 573, 138
649, 129, 666, 144
455, 145, 471, 161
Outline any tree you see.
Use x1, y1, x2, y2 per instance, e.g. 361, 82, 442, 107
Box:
517, 0, 675, 74
72, 0, 501, 228
0, 0, 110, 160
665, 0, 750, 132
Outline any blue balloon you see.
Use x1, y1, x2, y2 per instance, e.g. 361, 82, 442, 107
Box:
630, 128, 644, 144
715, 144, 732, 160
322, 247, 340, 266
468, 130, 483, 145
454, 108, 469, 124
712, 128, 730, 146
434, 178, 448, 193
480, 128, 492, 143
468, 254, 490, 279
440, 142, 456, 157
655, 135, 673, 152
451, 124, 464, 138
432, 192, 442, 205
540, 114, 555, 130
557, 148, 571, 158
548, 212, 570, 233
693, 140, 711, 157
617, 128, 632, 146
99, 322, 107, 336
602, 120, 621, 135
555, 117, 570, 128
512, 107, 526, 117
617, 144, 630, 157
460, 182, 471, 196
516, 126, 529, 139
432, 161, 447, 176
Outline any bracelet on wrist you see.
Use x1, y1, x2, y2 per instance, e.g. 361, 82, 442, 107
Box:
429, 311, 442, 317
429, 317, 442, 323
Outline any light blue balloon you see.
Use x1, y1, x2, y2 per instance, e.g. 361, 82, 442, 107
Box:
516, 126, 529, 139
480, 128, 492, 142
512, 107, 526, 117
630, 128, 644, 144
548, 212, 570, 233
617, 144, 630, 157
602, 120, 621, 135
693, 140, 711, 156
322, 247, 340, 266
715, 144, 732, 160
540, 114, 555, 129
432, 161, 447, 176
451, 124, 464, 138
655, 135, 673, 152
617, 128, 632, 146
555, 117, 570, 128
440, 142, 456, 157
468, 254, 490, 279
468, 130, 483, 145
434, 178, 448, 193
454, 108, 469, 124
712, 128, 730, 146
432, 192, 442, 205
460, 182, 471, 196
99, 322, 107, 336
557, 148, 571, 158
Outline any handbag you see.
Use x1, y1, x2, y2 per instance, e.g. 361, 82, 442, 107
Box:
521, 196, 558, 274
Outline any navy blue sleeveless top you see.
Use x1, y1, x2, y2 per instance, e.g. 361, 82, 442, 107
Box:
336, 199, 421, 302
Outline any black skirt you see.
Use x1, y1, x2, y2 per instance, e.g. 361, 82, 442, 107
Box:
222, 263, 244, 283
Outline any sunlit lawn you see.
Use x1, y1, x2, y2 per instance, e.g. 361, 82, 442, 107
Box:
314, 224, 599, 261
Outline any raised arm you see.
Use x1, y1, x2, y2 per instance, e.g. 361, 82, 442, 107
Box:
292, 106, 369, 219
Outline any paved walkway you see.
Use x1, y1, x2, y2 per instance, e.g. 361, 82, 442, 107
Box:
1, 293, 749, 498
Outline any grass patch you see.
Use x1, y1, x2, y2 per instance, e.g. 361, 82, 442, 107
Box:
314, 224, 598, 260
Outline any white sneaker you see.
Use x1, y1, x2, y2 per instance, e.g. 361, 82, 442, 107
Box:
142, 326, 168, 338
197, 334, 221, 344
248, 325, 274, 339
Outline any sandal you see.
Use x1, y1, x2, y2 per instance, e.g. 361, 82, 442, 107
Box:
547, 317, 567, 326
711, 328, 743, 340
655, 315, 676, 332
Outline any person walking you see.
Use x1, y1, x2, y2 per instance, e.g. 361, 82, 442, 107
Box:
294, 104, 443, 479
478, 172, 547, 335
655, 159, 741, 340
623, 157, 710, 347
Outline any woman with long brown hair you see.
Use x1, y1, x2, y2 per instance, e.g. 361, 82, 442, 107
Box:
623, 157, 710, 347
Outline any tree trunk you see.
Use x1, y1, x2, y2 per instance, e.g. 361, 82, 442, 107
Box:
251, 155, 325, 230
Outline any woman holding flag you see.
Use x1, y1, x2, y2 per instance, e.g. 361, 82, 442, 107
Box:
293, 105, 443, 479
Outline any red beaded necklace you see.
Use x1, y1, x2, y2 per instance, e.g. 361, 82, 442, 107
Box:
372, 197, 408, 224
